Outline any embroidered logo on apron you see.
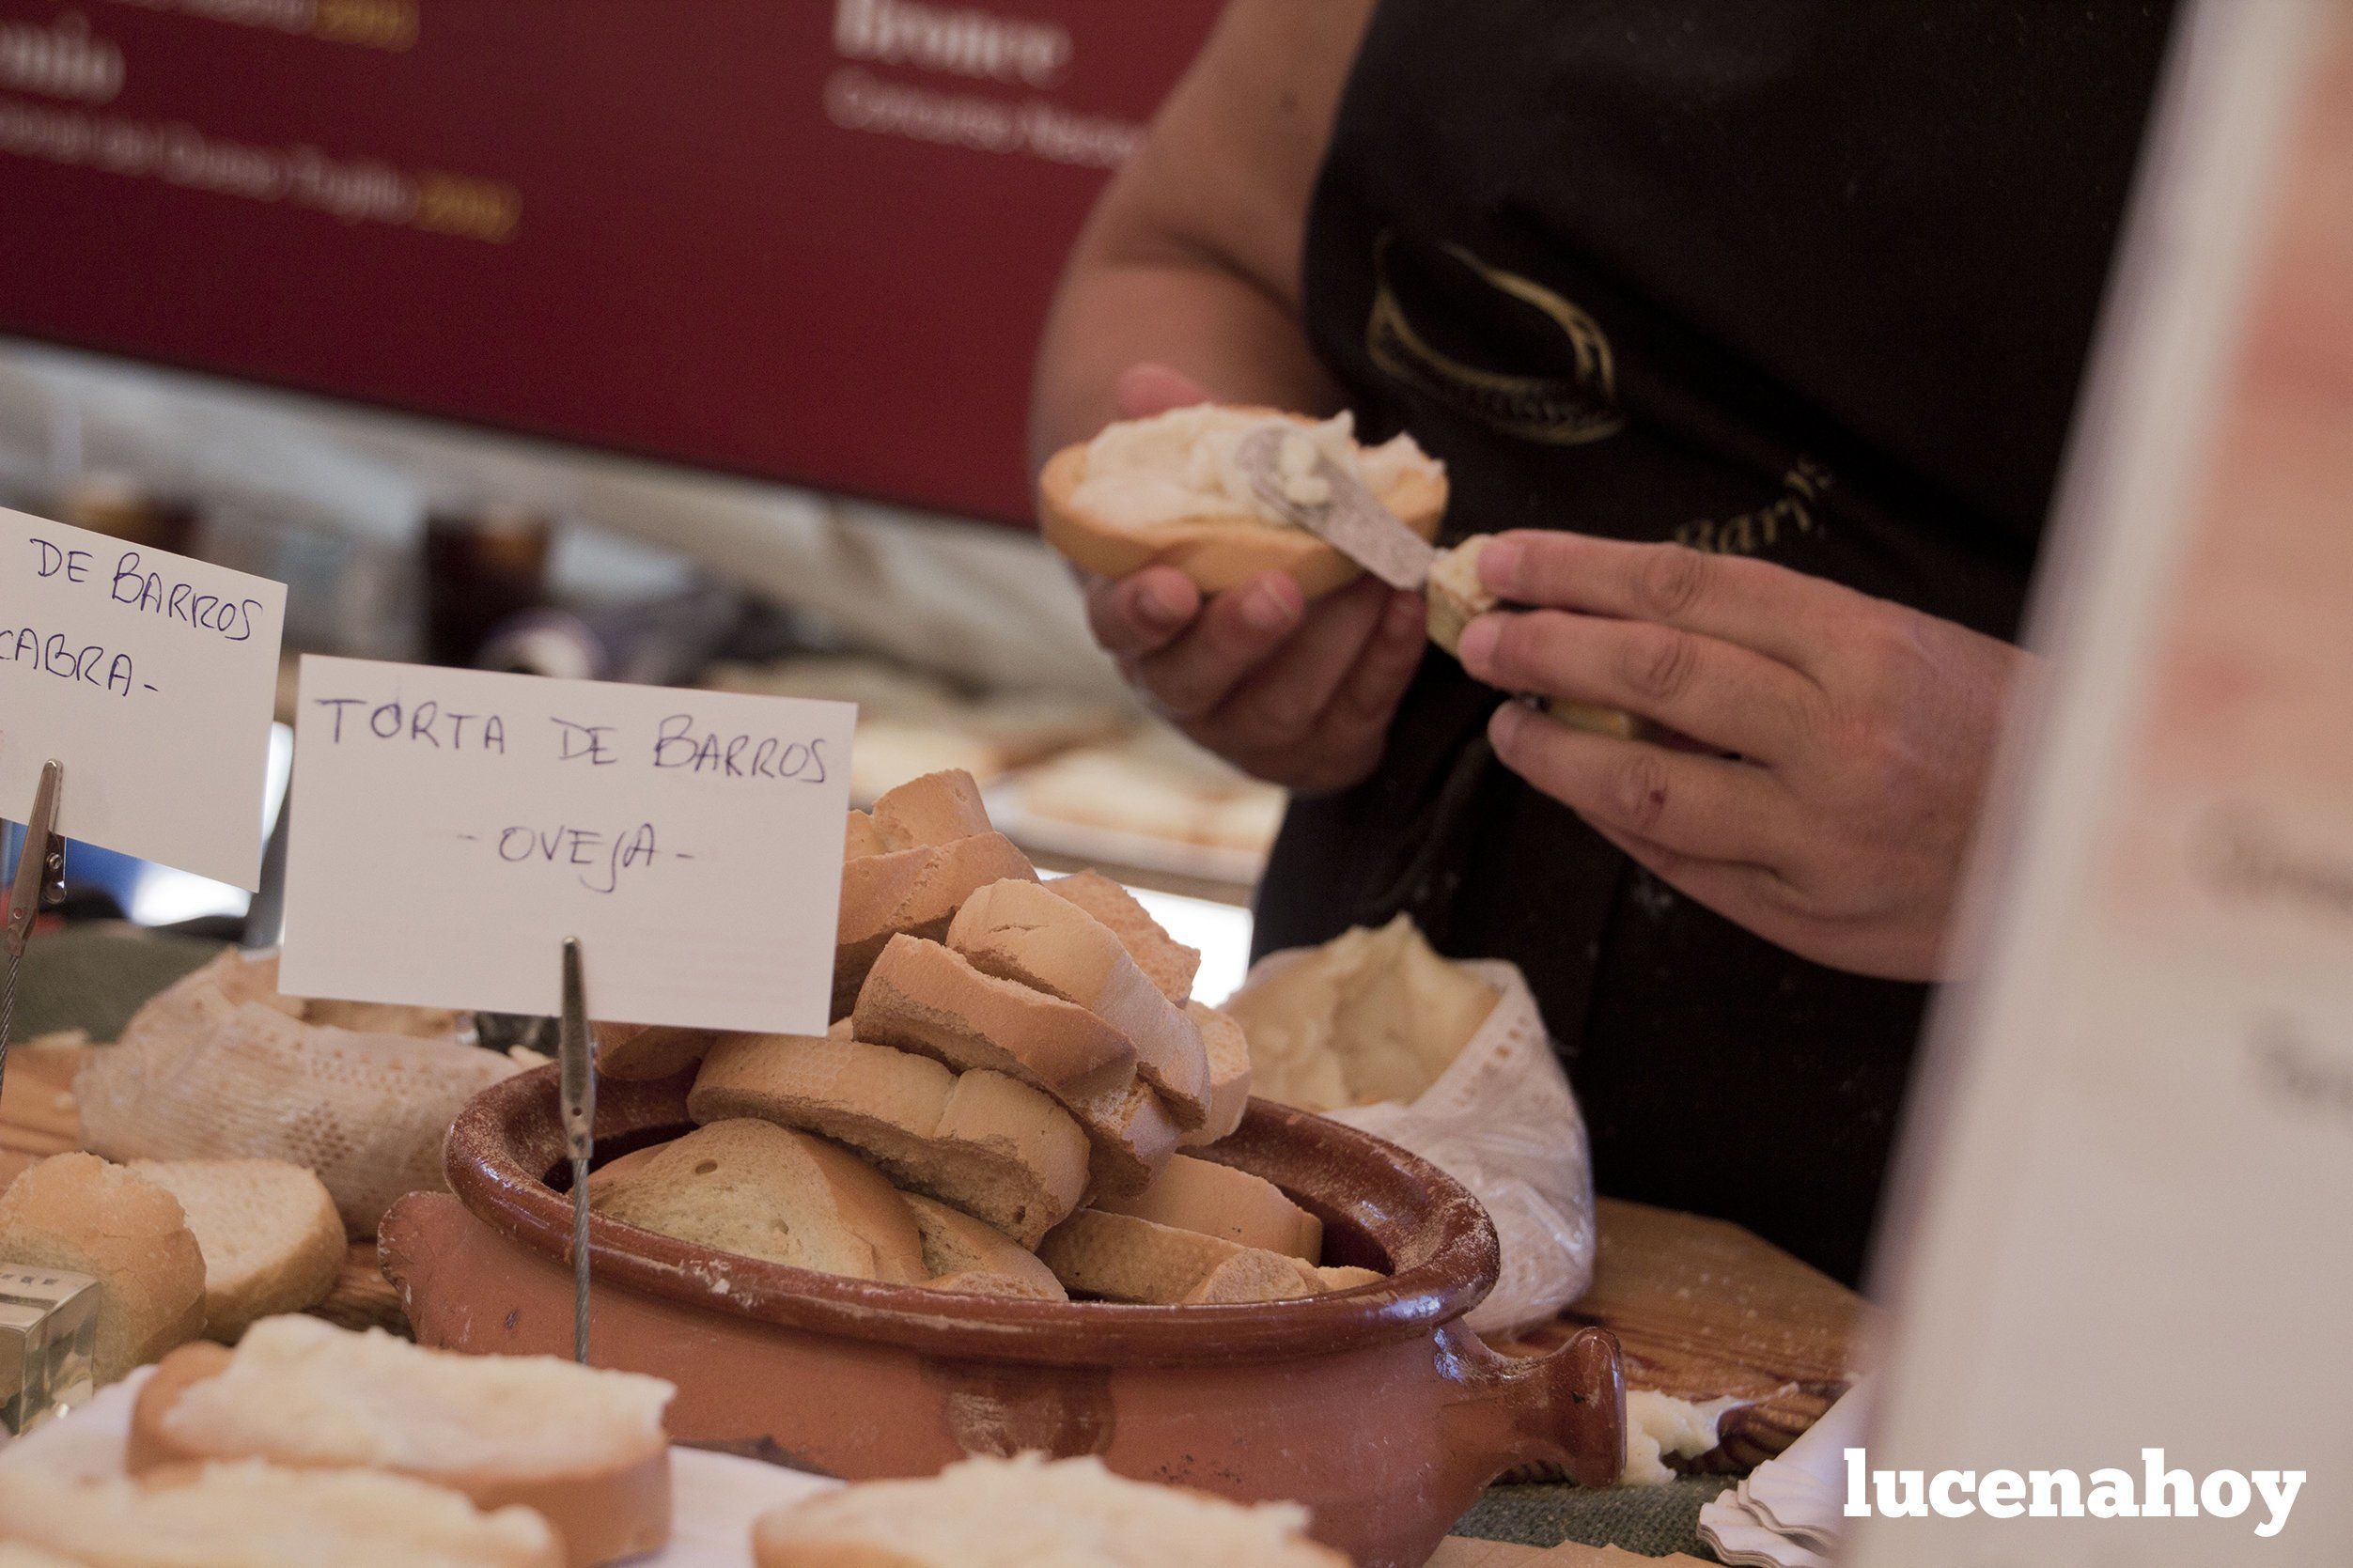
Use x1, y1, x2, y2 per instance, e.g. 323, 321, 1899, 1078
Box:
1366, 232, 1625, 445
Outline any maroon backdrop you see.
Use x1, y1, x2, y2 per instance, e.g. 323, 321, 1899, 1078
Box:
0, 0, 1223, 522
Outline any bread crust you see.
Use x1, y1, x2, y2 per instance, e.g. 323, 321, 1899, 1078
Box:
834, 833, 1036, 1019
901, 1193, 1066, 1301
1041, 870, 1199, 1003
1177, 1002, 1253, 1149
0, 1153, 206, 1382
1036, 411, 1449, 599
1092, 1155, 1321, 1262
593, 1023, 717, 1082
128, 1343, 672, 1568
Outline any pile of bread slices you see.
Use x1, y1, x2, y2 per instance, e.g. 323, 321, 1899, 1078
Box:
587, 769, 1378, 1306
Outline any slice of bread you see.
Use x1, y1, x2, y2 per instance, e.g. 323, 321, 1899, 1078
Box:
0, 1153, 205, 1382
834, 831, 1037, 1019
592, 1023, 717, 1082
127, 1158, 345, 1341
1041, 870, 1200, 1003
903, 1194, 1067, 1302
948, 878, 1211, 1127
1037, 404, 1449, 601
0, 1462, 562, 1568
845, 809, 887, 859
1179, 1001, 1253, 1148
851, 936, 1136, 1110
1424, 533, 1497, 659
1036, 1209, 1374, 1306
752, 1452, 1348, 1568
688, 1032, 1088, 1248
867, 769, 994, 850
853, 938, 1174, 1196
128, 1316, 671, 1567
1092, 1155, 1321, 1262
589, 1120, 927, 1285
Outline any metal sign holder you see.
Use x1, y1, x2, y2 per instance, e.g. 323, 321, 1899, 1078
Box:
557, 935, 597, 1365
1, 761, 67, 1104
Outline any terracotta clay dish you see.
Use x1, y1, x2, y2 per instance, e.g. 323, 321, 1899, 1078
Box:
383, 1068, 1625, 1568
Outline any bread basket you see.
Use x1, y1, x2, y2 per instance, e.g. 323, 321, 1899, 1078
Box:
382, 1068, 1625, 1568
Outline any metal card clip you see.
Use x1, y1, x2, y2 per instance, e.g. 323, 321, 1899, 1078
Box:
1, 760, 67, 1095
557, 935, 596, 1365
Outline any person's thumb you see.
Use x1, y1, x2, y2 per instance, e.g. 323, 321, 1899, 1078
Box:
1114, 363, 1212, 419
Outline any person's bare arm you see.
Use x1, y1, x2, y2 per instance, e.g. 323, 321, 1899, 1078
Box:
1029, 0, 1370, 467
1032, 0, 1429, 796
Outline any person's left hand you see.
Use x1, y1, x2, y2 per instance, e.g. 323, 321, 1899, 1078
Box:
1456, 531, 2034, 981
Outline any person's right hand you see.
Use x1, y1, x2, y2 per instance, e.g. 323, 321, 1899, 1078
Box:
1079, 365, 1430, 795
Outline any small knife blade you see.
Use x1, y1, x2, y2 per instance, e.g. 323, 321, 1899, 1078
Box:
1236, 425, 1438, 592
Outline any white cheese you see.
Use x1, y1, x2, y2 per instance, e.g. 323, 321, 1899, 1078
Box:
1069, 406, 1437, 531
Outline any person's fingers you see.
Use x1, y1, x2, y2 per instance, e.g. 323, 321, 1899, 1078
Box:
1476, 531, 1863, 674
1211, 579, 1398, 753
1291, 588, 1430, 784
1488, 701, 1795, 864
1114, 363, 1213, 420
1131, 571, 1306, 719
1457, 609, 1825, 764
1084, 567, 1202, 659
1581, 816, 1796, 932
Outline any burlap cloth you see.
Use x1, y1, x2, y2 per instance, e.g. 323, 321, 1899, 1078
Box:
10, 921, 1720, 1561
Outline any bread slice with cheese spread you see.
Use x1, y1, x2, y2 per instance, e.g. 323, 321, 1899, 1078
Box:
125, 1316, 672, 1568
752, 1452, 1349, 1568
688, 1030, 1089, 1248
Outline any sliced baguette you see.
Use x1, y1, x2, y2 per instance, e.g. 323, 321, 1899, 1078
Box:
1041, 869, 1200, 1003
1093, 1155, 1320, 1262
1179, 1001, 1253, 1148
688, 1032, 1088, 1248
592, 1023, 717, 1082
128, 1316, 671, 1568
127, 1158, 345, 1340
0, 1152, 205, 1383
589, 1120, 927, 1285
948, 878, 1211, 1127
903, 1194, 1067, 1302
0, 1462, 562, 1568
867, 768, 993, 849
1037, 1209, 1315, 1306
752, 1452, 1348, 1568
853, 938, 1173, 1195
834, 831, 1036, 1018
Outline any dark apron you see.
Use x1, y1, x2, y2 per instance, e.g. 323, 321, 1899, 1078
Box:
1260, 0, 2174, 1282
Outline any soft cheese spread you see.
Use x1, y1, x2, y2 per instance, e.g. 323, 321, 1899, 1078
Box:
1069, 406, 1439, 530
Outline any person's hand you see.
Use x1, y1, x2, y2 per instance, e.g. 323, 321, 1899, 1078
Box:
1077, 365, 1429, 795
1456, 532, 2032, 980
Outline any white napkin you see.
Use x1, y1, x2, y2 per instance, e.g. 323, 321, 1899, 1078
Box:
1697, 1379, 1871, 1568
0, 1369, 837, 1566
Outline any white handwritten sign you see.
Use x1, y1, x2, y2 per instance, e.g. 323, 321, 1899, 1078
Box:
279, 656, 855, 1032
0, 506, 286, 889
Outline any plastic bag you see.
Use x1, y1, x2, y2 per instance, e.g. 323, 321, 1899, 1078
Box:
1229, 950, 1596, 1335
77, 950, 516, 1236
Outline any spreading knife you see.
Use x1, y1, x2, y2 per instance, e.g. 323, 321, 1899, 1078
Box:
1235, 426, 1645, 739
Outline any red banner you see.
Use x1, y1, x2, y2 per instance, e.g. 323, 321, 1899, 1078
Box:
0, 0, 1222, 522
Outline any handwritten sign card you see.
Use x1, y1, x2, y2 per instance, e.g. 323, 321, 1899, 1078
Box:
278, 656, 855, 1032
0, 506, 286, 889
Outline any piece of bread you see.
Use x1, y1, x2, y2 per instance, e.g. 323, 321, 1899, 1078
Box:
592, 1023, 717, 1082
1309, 1265, 1385, 1292
1179, 1001, 1253, 1148
1036, 1209, 1319, 1306
867, 768, 994, 850
1041, 870, 1200, 1003
851, 935, 1136, 1110
0, 1153, 205, 1383
1224, 913, 1499, 1112
1037, 405, 1448, 600
1426, 533, 1644, 738
853, 938, 1176, 1195
688, 1032, 1088, 1248
1092, 1155, 1321, 1262
834, 832, 1037, 1019
126, 1158, 344, 1341
0, 1462, 561, 1568
752, 1452, 1348, 1568
902, 1193, 1067, 1302
845, 810, 888, 859
948, 878, 1211, 1127
127, 1316, 670, 1567
589, 1120, 927, 1285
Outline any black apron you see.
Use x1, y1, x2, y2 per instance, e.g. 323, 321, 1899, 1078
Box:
1262, 0, 2174, 1283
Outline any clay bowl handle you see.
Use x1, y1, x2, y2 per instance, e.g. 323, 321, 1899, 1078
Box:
1442, 1323, 1626, 1489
